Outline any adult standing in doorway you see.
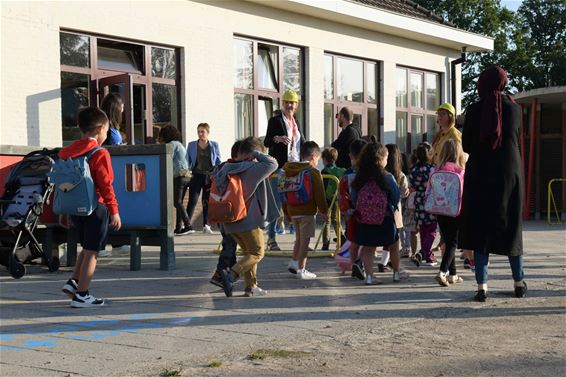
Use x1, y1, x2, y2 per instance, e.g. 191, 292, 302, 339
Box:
99, 93, 128, 256
332, 107, 362, 169
101, 93, 125, 146
460, 65, 526, 302
264, 89, 303, 251
431, 102, 461, 165
186, 123, 222, 234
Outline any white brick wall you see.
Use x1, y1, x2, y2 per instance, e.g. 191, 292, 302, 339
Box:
1, 0, 462, 157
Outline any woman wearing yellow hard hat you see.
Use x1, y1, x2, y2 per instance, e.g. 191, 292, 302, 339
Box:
431, 102, 462, 165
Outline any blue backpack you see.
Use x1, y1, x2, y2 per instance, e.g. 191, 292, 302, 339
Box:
48, 147, 101, 216
279, 169, 314, 206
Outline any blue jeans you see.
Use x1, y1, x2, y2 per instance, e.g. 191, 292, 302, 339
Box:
267, 170, 283, 240
474, 251, 524, 284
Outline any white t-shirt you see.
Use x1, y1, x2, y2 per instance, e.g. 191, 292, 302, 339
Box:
283, 114, 301, 162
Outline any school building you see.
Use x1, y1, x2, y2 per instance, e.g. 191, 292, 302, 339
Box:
1, 0, 493, 155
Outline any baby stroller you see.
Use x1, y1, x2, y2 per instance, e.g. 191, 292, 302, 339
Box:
0, 148, 60, 278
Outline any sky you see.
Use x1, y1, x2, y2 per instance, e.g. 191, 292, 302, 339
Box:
501, 0, 523, 12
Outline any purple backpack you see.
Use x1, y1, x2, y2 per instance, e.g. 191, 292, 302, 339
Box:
355, 180, 388, 225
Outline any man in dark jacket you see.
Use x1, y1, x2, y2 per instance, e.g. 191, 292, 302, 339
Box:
263, 89, 304, 251
331, 107, 362, 169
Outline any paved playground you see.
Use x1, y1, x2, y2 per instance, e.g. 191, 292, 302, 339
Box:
1, 221, 565, 377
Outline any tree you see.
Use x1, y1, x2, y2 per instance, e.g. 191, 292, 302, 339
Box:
512, 0, 566, 90
413, 0, 516, 107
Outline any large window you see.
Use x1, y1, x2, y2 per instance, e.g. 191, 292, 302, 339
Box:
233, 37, 304, 140
324, 54, 380, 146
59, 31, 180, 145
395, 67, 440, 152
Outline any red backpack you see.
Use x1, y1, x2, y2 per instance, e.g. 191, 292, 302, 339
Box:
355, 180, 388, 225
279, 169, 314, 206
208, 175, 247, 223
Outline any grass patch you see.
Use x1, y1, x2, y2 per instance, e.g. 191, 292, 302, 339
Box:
248, 349, 310, 361
208, 359, 223, 368
160, 367, 181, 377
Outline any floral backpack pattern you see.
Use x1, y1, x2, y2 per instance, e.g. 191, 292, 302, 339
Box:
355, 180, 388, 225
424, 170, 463, 217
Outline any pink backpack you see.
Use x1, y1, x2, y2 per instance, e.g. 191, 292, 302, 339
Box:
424, 170, 464, 217
355, 180, 388, 225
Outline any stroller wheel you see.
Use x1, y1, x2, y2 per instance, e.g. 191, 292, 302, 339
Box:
48, 257, 60, 272
10, 262, 25, 279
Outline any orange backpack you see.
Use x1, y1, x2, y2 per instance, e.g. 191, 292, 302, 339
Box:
208, 175, 247, 224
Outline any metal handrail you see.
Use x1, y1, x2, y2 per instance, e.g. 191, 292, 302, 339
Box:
547, 178, 565, 225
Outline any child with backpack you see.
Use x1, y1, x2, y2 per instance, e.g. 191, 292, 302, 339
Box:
157, 125, 192, 236
351, 141, 400, 285
281, 141, 328, 280
383, 144, 410, 282
213, 137, 278, 297
409, 142, 438, 266
208, 140, 241, 289
57, 107, 121, 307
339, 139, 368, 280
320, 147, 346, 251
425, 139, 466, 286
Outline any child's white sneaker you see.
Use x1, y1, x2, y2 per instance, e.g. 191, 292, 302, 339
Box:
297, 269, 316, 280
287, 259, 299, 274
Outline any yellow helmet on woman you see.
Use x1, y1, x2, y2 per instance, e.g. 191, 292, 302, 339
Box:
436, 102, 455, 117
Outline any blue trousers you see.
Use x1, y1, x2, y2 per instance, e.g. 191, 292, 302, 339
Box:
474, 251, 524, 284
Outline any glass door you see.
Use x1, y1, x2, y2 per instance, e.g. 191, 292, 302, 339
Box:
97, 74, 133, 144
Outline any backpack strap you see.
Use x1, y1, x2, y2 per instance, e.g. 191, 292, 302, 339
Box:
84, 146, 102, 160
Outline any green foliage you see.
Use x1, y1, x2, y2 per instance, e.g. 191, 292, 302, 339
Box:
413, 0, 566, 107
160, 367, 181, 377
208, 359, 223, 368
247, 349, 310, 360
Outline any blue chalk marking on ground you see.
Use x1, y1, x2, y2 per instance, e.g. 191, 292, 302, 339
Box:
116, 323, 163, 332
170, 317, 195, 325
0, 334, 16, 341
22, 338, 59, 348
74, 320, 119, 328
0, 345, 22, 352
128, 313, 159, 320
67, 331, 120, 341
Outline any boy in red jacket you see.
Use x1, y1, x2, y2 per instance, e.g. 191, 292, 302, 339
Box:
60, 107, 121, 308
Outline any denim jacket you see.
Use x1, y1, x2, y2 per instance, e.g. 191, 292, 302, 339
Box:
186, 140, 221, 171
170, 140, 189, 178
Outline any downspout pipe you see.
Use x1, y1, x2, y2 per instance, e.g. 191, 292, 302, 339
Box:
451, 48, 466, 106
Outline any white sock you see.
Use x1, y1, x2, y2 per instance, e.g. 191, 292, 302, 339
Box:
381, 250, 390, 265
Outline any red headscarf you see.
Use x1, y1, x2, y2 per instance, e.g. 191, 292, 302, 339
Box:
477, 65, 513, 150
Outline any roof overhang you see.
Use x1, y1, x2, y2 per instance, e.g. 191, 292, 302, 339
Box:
245, 0, 493, 52
514, 86, 566, 105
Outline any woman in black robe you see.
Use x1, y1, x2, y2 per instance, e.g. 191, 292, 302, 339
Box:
460, 66, 527, 302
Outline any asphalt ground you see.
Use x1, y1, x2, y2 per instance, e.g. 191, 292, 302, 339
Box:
0, 221, 565, 376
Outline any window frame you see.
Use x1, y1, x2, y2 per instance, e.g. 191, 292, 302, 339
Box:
323, 52, 381, 146
233, 35, 305, 139
395, 66, 441, 152
59, 30, 181, 144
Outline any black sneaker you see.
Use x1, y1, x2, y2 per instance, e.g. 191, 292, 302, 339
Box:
221, 270, 234, 297
71, 291, 105, 308
351, 260, 365, 280
175, 226, 194, 236
474, 289, 488, 302
62, 279, 78, 298
514, 281, 528, 298
377, 263, 390, 273
209, 271, 223, 288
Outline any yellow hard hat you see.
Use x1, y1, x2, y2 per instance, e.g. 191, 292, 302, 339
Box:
436, 102, 455, 117
282, 89, 299, 102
